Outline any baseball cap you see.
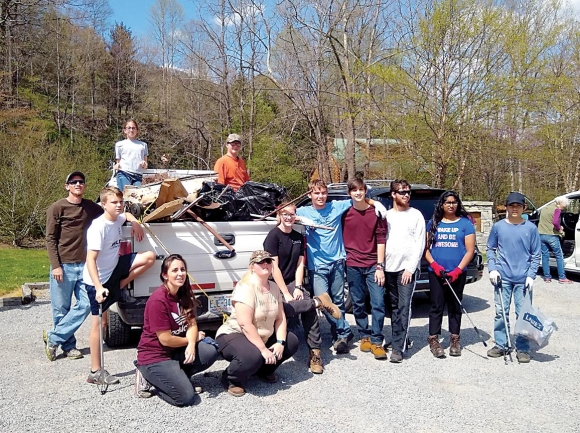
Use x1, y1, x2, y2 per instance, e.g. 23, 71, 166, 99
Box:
249, 250, 273, 265
65, 171, 86, 183
226, 133, 242, 143
506, 191, 525, 205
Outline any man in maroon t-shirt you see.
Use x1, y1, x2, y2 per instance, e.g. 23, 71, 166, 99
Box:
342, 178, 387, 360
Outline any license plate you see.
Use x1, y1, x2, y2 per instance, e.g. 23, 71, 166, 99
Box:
208, 294, 232, 314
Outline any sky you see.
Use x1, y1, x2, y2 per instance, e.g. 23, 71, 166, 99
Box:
109, 0, 197, 38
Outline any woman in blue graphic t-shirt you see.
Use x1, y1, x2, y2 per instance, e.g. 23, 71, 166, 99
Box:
425, 191, 476, 359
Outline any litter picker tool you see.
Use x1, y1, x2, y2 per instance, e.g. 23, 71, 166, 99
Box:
495, 276, 514, 364
97, 303, 108, 395
250, 214, 335, 231
442, 274, 487, 347
257, 189, 312, 220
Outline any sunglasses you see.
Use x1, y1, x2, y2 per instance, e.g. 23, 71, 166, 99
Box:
255, 259, 273, 265
395, 190, 411, 196
67, 180, 85, 185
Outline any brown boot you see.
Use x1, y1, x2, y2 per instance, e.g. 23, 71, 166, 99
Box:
314, 292, 341, 319
449, 334, 461, 357
309, 349, 324, 374
428, 335, 445, 358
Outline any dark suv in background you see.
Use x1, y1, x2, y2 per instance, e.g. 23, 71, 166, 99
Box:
296, 181, 484, 311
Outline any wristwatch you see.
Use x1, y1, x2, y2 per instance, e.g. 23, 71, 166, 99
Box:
277, 339, 286, 346
376, 263, 385, 270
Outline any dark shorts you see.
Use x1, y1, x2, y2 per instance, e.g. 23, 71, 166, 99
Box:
86, 253, 137, 315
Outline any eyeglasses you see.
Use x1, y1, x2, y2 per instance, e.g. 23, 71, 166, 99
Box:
395, 190, 411, 196
67, 180, 85, 185
124, 127, 137, 131
228, 141, 241, 146
281, 213, 296, 219
444, 201, 458, 206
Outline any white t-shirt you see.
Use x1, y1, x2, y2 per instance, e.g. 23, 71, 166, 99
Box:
115, 138, 148, 175
384, 207, 426, 273
82, 213, 127, 286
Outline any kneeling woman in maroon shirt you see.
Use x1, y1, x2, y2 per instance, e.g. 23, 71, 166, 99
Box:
135, 254, 219, 406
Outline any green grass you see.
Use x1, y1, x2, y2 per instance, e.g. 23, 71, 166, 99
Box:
0, 245, 49, 296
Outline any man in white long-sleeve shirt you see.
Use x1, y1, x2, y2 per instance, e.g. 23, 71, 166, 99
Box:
384, 179, 426, 363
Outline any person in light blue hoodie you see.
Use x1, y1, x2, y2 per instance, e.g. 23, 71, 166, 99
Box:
486, 192, 541, 363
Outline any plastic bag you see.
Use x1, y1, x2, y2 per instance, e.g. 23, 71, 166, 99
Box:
514, 292, 557, 347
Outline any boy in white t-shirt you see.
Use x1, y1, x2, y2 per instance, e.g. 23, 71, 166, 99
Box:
83, 187, 155, 385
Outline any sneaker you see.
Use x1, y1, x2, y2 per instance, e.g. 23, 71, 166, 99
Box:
487, 345, 505, 358
257, 373, 279, 383
314, 293, 341, 319
390, 350, 403, 363
543, 277, 552, 283
371, 343, 388, 360
359, 336, 372, 352
309, 349, 324, 374
333, 338, 349, 354
43, 330, 57, 362
87, 369, 120, 385
427, 335, 445, 358
516, 351, 531, 363
63, 348, 84, 360
558, 278, 574, 284
134, 368, 153, 398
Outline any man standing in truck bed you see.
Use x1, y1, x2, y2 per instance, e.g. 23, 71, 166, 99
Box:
213, 134, 250, 191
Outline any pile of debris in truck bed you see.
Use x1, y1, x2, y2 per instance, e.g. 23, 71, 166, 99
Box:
122, 171, 287, 223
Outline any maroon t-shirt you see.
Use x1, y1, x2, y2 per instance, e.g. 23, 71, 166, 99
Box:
342, 206, 387, 267
137, 286, 190, 365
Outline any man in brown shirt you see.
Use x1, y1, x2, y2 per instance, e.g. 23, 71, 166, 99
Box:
44, 171, 102, 361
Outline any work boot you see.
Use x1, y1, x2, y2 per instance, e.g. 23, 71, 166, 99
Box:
449, 334, 461, 357
359, 336, 372, 352
314, 293, 341, 319
516, 351, 531, 363
371, 343, 388, 360
309, 349, 324, 374
487, 346, 505, 358
427, 335, 445, 358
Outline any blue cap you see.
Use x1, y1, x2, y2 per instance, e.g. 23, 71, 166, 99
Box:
506, 192, 525, 205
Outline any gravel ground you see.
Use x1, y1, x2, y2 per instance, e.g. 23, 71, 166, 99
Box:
1, 270, 579, 433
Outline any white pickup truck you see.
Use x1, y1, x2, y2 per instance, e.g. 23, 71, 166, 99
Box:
105, 170, 278, 346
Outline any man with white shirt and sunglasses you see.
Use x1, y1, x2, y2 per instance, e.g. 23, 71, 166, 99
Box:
384, 179, 425, 363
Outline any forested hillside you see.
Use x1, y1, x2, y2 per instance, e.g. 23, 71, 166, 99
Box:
1, 0, 580, 245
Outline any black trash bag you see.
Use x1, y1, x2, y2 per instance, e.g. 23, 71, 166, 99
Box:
234, 181, 287, 219
196, 182, 238, 221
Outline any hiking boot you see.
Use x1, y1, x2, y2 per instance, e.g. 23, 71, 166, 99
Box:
43, 330, 57, 362
558, 278, 574, 284
87, 369, 120, 385
517, 351, 531, 363
314, 293, 341, 319
221, 371, 245, 397
134, 368, 153, 398
371, 343, 388, 360
333, 338, 349, 354
309, 349, 324, 374
258, 373, 278, 383
487, 345, 505, 358
390, 350, 403, 363
359, 336, 372, 352
428, 335, 445, 358
63, 348, 83, 360
449, 334, 461, 357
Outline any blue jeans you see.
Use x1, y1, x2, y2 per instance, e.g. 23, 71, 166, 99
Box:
310, 260, 352, 340
116, 170, 142, 192
540, 234, 566, 280
48, 263, 91, 351
346, 265, 385, 344
493, 280, 531, 352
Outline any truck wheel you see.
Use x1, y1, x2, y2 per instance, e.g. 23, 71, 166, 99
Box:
105, 310, 131, 347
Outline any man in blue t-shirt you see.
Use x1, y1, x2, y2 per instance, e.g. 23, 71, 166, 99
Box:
486, 191, 541, 363
296, 180, 386, 354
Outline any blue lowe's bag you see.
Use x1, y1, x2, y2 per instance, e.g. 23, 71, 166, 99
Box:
514, 292, 557, 348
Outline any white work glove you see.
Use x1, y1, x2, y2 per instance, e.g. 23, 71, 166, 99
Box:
525, 276, 534, 292
373, 201, 388, 219
489, 270, 500, 285
298, 216, 315, 227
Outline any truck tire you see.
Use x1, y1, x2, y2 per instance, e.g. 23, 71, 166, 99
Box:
105, 310, 131, 347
